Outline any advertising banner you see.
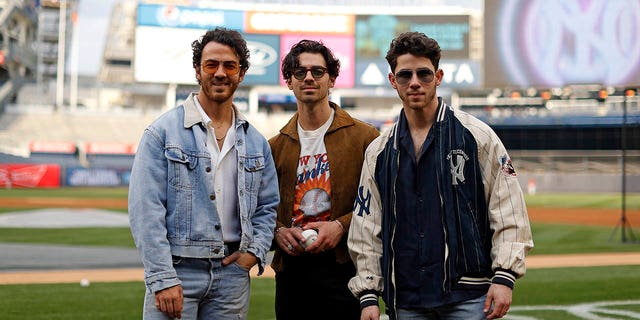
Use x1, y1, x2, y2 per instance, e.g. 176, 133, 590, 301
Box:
135, 4, 245, 84
242, 34, 281, 85
0, 164, 61, 188
137, 4, 244, 29
355, 59, 480, 88
355, 14, 471, 60
29, 141, 76, 153
355, 14, 475, 88
245, 11, 354, 35
65, 168, 131, 187
484, 0, 640, 87
84, 142, 137, 155
280, 34, 355, 88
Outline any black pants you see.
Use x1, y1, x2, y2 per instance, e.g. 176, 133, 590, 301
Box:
275, 251, 360, 320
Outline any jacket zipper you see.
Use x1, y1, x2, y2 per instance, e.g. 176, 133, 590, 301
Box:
390, 132, 399, 317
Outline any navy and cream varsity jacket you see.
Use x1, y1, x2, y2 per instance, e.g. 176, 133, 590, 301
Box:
347, 98, 534, 319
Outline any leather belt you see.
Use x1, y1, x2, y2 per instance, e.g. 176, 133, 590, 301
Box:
224, 241, 240, 256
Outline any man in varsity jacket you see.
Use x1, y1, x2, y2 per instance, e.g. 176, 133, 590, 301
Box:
347, 32, 534, 320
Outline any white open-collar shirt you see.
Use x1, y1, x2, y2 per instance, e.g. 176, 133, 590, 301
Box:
195, 96, 241, 242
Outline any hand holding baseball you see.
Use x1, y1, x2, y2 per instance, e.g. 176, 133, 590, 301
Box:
300, 229, 318, 248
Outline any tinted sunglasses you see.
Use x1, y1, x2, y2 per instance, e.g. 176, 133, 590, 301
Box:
394, 68, 435, 85
201, 60, 241, 76
292, 67, 328, 80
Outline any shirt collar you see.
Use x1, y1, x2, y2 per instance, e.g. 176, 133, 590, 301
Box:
183, 92, 249, 133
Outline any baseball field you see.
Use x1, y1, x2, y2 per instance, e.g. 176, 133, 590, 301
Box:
0, 187, 639, 319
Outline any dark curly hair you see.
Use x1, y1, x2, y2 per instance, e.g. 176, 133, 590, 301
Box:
385, 32, 441, 73
281, 39, 340, 81
191, 27, 250, 82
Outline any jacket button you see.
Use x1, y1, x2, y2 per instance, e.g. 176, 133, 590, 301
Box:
209, 194, 216, 200
206, 167, 211, 172
215, 225, 221, 230
213, 248, 220, 254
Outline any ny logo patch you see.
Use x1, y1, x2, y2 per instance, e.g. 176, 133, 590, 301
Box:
447, 150, 469, 185
354, 186, 371, 216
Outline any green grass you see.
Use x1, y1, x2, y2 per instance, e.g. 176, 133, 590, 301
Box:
0, 190, 639, 319
0, 187, 129, 198
1, 223, 638, 255
0, 282, 143, 320
2, 188, 638, 209
0, 207, 40, 213
513, 265, 640, 305
524, 193, 640, 209
2, 266, 640, 320
0, 227, 135, 247
0, 279, 275, 320
530, 223, 640, 255
507, 266, 640, 318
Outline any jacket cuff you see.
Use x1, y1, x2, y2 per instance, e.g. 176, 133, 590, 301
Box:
246, 247, 265, 275
146, 272, 181, 293
359, 290, 379, 310
492, 268, 517, 289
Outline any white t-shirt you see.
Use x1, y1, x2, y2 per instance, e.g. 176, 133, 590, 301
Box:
194, 97, 240, 242
291, 109, 335, 227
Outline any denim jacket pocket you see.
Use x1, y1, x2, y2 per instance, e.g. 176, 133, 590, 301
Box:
242, 155, 265, 196
165, 147, 199, 190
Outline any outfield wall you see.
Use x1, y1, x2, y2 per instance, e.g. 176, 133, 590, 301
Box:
518, 173, 640, 194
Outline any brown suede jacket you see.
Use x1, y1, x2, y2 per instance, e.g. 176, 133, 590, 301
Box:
268, 102, 380, 272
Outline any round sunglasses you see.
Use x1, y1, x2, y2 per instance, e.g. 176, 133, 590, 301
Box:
201, 60, 241, 76
292, 66, 328, 80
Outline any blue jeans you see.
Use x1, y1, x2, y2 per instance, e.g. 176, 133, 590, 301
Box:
143, 257, 250, 320
396, 294, 487, 320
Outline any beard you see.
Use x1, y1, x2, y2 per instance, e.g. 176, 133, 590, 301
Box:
200, 78, 238, 104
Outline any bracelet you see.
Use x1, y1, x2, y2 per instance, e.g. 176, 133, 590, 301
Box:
275, 227, 285, 234
334, 220, 345, 231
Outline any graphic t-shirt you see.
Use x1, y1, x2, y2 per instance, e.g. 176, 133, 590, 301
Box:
292, 110, 334, 227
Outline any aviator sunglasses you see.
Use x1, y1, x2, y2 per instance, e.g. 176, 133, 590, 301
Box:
394, 68, 435, 85
292, 66, 328, 80
201, 60, 241, 76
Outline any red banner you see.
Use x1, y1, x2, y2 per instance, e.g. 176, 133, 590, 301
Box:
84, 142, 137, 155
29, 141, 77, 153
0, 164, 61, 188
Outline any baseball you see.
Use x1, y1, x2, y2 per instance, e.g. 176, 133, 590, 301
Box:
80, 278, 90, 287
300, 229, 318, 248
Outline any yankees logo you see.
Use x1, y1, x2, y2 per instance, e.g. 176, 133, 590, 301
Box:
354, 186, 371, 216
497, 0, 640, 86
447, 150, 469, 186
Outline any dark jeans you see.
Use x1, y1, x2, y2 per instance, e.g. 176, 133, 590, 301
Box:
275, 251, 360, 320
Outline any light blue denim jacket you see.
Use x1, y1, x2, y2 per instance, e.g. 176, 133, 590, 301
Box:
128, 93, 279, 293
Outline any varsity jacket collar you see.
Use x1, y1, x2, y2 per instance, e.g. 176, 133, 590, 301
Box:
391, 97, 447, 150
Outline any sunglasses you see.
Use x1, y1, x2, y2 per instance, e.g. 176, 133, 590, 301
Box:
201, 60, 241, 76
292, 66, 328, 80
394, 68, 435, 85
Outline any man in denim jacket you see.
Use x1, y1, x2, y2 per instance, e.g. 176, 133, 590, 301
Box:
128, 27, 279, 320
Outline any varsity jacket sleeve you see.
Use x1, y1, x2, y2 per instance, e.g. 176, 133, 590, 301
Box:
470, 112, 534, 288
347, 136, 385, 309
